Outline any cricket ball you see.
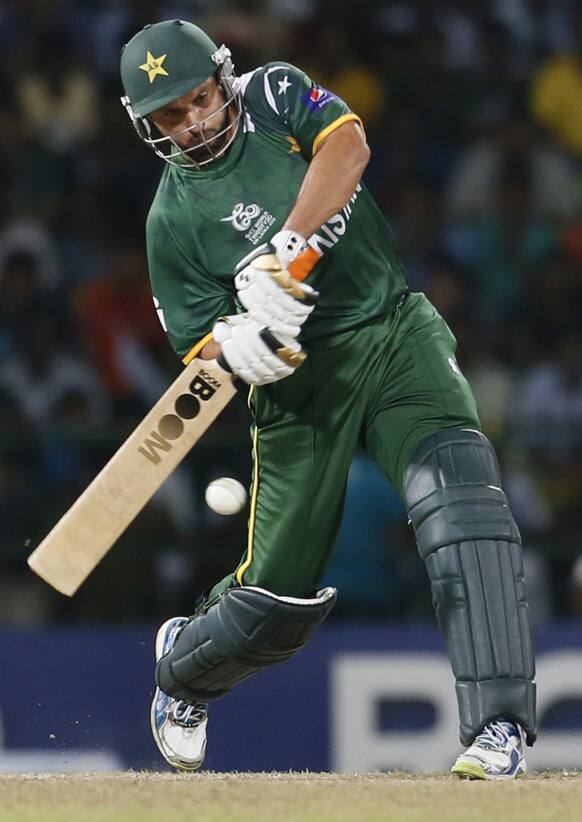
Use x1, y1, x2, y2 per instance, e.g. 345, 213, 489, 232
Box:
205, 477, 248, 515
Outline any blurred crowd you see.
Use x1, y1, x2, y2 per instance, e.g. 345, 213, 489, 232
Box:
0, 0, 581, 625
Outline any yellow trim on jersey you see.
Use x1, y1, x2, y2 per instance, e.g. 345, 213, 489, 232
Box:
182, 332, 214, 365
236, 425, 260, 585
312, 113, 364, 155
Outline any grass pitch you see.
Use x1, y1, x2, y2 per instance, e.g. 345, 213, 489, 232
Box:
0, 771, 580, 822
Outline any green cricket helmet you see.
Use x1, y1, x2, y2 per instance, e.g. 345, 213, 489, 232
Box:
120, 19, 241, 168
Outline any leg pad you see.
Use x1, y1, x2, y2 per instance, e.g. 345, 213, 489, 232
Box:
156, 585, 336, 702
404, 429, 536, 745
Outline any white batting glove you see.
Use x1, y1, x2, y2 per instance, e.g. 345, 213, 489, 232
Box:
234, 230, 320, 338
271, 229, 313, 269
212, 313, 306, 386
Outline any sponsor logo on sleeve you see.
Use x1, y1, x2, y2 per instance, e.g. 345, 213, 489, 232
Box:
300, 85, 336, 111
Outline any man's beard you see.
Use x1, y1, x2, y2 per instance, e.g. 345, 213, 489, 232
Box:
181, 108, 232, 163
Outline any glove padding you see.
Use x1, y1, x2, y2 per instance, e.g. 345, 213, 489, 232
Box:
234, 231, 320, 338
213, 313, 306, 386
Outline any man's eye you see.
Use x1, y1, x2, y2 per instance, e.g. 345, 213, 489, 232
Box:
196, 92, 208, 105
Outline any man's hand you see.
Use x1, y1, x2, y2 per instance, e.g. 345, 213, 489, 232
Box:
212, 313, 306, 386
234, 231, 320, 338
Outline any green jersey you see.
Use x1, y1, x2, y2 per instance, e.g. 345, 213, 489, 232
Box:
146, 62, 407, 358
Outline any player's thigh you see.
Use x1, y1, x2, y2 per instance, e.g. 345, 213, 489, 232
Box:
235, 336, 370, 598
365, 292, 481, 497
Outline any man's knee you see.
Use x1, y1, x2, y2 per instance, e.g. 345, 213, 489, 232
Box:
156, 585, 337, 702
241, 567, 319, 601
404, 428, 520, 560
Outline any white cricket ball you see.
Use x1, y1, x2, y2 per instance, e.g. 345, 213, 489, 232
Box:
205, 477, 248, 516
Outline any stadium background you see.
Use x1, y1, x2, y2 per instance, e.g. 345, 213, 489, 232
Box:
0, 0, 581, 773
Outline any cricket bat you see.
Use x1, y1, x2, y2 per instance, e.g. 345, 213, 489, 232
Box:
27, 358, 237, 596
27, 251, 316, 597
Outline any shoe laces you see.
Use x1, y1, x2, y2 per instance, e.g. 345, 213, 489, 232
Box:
169, 700, 207, 727
475, 720, 518, 750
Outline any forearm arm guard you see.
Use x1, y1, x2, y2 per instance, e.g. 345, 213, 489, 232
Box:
156, 585, 337, 702
404, 428, 536, 746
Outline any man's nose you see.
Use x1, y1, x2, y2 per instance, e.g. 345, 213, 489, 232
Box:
183, 107, 203, 130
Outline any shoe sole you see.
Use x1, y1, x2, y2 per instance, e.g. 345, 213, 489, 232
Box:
451, 762, 527, 781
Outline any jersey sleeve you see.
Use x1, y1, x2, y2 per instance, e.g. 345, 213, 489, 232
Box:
146, 210, 235, 360
245, 62, 364, 159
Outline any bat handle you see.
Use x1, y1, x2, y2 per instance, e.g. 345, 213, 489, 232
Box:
217, 352, 232, 374
216, 354, 241, 388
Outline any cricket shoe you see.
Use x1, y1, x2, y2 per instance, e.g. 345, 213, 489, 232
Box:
150, 616, 208, 771
451, 719, 526, 780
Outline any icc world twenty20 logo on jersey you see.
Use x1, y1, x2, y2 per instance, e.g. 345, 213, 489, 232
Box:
221, 202, 277, 245
220, 203, 261, 231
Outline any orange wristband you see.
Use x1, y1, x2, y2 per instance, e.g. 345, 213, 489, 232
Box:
288, 246, 322, 281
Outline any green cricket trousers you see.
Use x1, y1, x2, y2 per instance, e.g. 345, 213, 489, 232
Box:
207, 291, 480, 604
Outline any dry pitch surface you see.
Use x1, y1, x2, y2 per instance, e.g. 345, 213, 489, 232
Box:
0, 772, 581, 822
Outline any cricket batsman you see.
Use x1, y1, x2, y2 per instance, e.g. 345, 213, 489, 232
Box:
120, 20, 536, 778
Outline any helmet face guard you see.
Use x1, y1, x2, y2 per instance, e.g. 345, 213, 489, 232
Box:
121, 45, 242, 169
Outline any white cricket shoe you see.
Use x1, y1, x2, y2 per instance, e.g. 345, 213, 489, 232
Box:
451, 719, 527, 780
150, 616, 208, 771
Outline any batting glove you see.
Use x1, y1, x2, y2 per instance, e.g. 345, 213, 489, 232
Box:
213, 313, 306, 386
234, 230, 321, 338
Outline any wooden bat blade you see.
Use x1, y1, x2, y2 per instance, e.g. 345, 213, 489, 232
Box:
27, 359, 237, 596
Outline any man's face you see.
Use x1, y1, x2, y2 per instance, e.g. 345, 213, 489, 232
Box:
149, 75, 233, 163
